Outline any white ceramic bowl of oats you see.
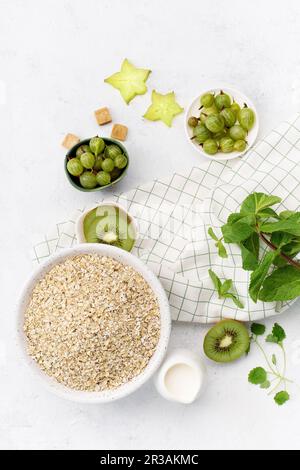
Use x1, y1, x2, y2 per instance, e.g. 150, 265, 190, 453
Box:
17, 244, 171, 403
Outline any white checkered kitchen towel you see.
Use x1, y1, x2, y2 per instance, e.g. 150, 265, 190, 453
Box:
33, 114, 300, 323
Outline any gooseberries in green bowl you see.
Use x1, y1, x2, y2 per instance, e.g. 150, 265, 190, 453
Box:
65, 136, 129, 192
185, 86, 259, 161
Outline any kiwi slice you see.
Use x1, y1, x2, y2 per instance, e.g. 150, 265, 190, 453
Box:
203, 319, 250, 363
83, 205, 135, 252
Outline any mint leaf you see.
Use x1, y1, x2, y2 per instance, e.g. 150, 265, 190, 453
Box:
240, 240, 259, 271
280, 210, 295, 219
220, 279, 232, 294
248, 367, 267, 385
251, 323, 266, 336
208, 269, 221, 295
222, 220, 254, 243
258, 266, 300, 302
272, 354, 277, 365
249, 251, 278, 302
260, 380, 271, 389
208, 227, 218, 241
240, 193, 281, 216
260, 213, 300, 236
257, 207, 279, 219
216, 240, 228, 259
272, 323, 286, 343
274, 390, 290, 405
223, 292, 244, 309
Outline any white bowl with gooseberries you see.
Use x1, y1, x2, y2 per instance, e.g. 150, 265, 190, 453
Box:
185, 87, 259, 161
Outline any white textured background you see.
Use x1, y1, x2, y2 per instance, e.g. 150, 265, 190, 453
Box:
1, 0, 300, 450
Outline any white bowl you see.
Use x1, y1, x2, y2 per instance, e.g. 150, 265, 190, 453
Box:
17, 244, 171, 403
75, 202, 138, 248
185, 86, 259, 161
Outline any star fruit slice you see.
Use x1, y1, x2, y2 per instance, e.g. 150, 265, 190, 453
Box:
104, 58, 151, 104
143, 90, 184, 127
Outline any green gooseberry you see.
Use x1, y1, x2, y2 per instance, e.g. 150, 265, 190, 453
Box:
76, 144, 91, 158
105, 144, 122, 160
89, 137, 105, 156
203, 139, 218, 155
101, 158, 115, 172
79, 172, 97, 189
220, 137, 234, 153
229, 125, 247, 141
214, 129, 227, 142
200, 92, 215, 108
203, 105, 218, 115
67, 158, 83, 176
93, 154, 104, 171
188, 116, 199, 128
199, 112, 208, 123
193, 123, 212, 143
115, 155, 128, 169
205, 114, 225, 133
220, 108, 236, 128
215, 91, 231, 110
234, 140, 247, 152
238, 106, 255, 131
96, 171, 111, 186
80, 152, 95, 169
231, 101, 241, 116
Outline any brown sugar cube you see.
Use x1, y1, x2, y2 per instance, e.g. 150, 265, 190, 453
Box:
94, 107, 112, 125
111, 124, 128, 141
62, 133, 80, 150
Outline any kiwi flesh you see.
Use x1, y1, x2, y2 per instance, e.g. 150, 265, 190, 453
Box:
83, 205, 135, 252
203, 319, 250, 363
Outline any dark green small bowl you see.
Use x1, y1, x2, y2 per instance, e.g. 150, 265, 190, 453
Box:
64, 137, 129, 192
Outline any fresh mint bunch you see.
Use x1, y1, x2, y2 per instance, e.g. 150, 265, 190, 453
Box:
248, 322, 292, 406
208, 269, 244, 308
213, 192, 300, 303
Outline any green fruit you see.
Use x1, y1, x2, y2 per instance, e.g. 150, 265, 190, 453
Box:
234, 140, 247, 152
96, 171, 111, 186
200, 92, 214, 108
67, 158, 83, 176
214, 129, 227, 142
101, 158, 115, 172
89, 137, 105, 156
220, 108, 236, 127
79, 172, 97, 189
220, 137, 234, 153
193, 123, 212, 143
203, 319, 250, 363
93, 154, 104, 171
115, 155, 128, 169
203, 105, 218, 115
199, 112, 208, 123
205, 114, 225, 133
76, 145, 91, 158
104, 144, 122, 160
238, 107, 255, 131
188, 116, 198, 128
83, 205, 135, 252
231, 102, 241, 116
215, 91, 231, 110
203, 139, 218, 155
80, 152, 95, 169
229, 125, 247, 141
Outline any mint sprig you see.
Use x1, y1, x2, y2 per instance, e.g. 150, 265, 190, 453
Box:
210, 192, 300, 303
248, 322, 294, 406
208, 269, 244, 308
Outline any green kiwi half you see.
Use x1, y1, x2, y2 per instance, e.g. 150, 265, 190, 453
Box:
203, 319, 250, 363
83, 205, 135, 252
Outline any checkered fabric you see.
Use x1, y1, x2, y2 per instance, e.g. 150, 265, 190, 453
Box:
32, 114, 300, 323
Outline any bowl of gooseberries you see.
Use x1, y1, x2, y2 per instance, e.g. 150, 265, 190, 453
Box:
185, 87, 259, 161
65, 136, 129, 191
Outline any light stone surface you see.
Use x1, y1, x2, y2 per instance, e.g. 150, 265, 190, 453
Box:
1, 0, 300, 450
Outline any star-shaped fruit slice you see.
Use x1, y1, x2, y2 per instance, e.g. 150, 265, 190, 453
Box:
104, 58, 151, 104
143, 90, 183, 127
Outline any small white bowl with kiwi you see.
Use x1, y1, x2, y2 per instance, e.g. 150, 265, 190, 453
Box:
185, 86, 259, 161
75, 202, 138, 252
